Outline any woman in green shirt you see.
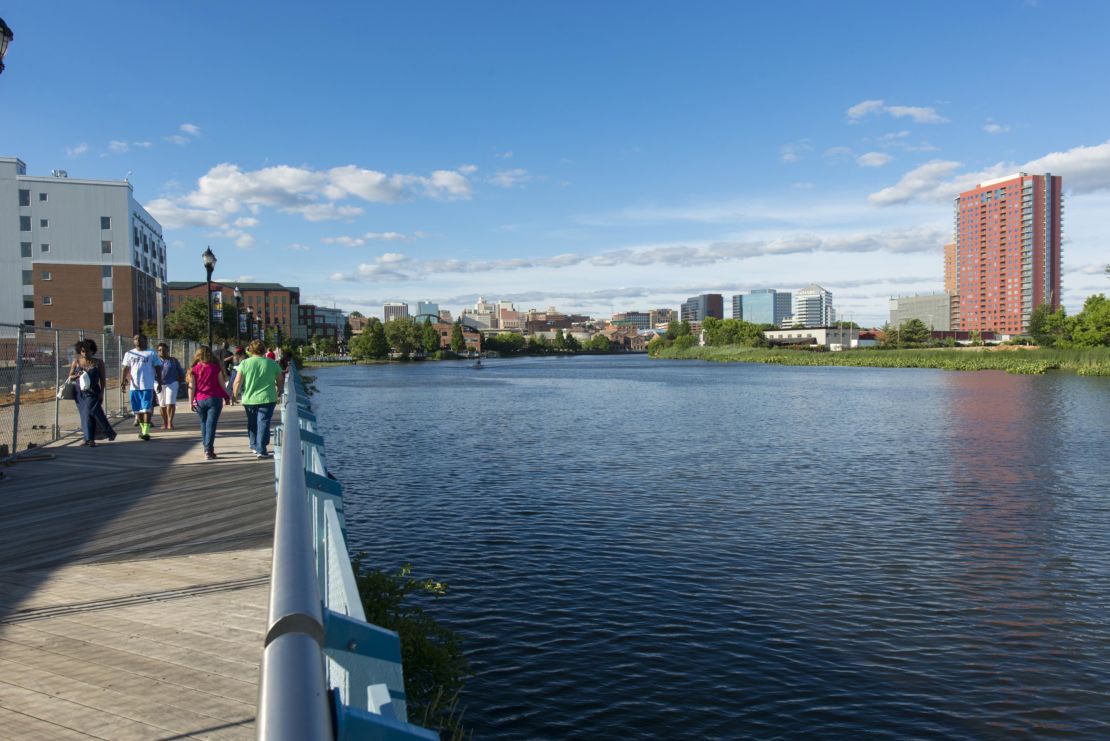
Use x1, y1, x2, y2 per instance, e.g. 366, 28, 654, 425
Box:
232, 340, 284, 459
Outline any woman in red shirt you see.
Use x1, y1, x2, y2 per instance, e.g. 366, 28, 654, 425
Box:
186, 345, 230, 460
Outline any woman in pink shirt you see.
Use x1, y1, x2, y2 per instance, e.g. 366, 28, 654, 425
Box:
186, 345, 230, 460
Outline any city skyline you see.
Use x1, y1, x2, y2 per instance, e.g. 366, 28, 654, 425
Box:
3, 2, 1109, 324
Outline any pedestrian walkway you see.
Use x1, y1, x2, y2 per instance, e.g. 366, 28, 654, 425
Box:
0, 407, 275, 739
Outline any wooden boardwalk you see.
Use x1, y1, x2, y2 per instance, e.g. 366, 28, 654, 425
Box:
0, 406, 276, 740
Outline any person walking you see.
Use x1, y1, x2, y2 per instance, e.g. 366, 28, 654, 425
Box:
68, 339, 116, 446
224, 347, 245, 405
186, 345, 230, 460
156, 343, 185, 430
121, 334, 162, 441
233, 339, 284, 459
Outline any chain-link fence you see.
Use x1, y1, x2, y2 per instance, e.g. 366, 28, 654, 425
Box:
1, 323, 200, 462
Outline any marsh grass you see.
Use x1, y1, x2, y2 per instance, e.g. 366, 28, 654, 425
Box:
652, 345, 1110, 375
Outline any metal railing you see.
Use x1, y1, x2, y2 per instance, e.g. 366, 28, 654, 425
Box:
260, 367, 438, 740
0, 322, 199, 462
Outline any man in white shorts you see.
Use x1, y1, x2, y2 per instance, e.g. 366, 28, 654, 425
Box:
156, 342, 185, 430
121, 334, 162, 441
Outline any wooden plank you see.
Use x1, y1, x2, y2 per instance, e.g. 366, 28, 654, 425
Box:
0, 705, 97, 741
0, 679, 169, 740
0, 658, 254, 740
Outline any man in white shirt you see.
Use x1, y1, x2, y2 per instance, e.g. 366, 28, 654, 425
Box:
121, 334, 163, 441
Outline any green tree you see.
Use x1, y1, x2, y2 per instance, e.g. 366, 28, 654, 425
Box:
450, 321, 466, 354
702, 317, 766, 347
552, 328, 566, 351
563, 332, 581, 352
1069, 294, 1110, 347
318, 335, 339, 355
588, 333, 612, 352
385, 319, 420, 358
529, 334, 549, 353
673, 334, 697, 350
422, 317, 440, 354
899, 318, 932, 346
647, 335, 667, 356
487, 332, 525, 354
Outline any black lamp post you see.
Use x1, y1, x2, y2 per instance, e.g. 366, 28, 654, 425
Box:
247, 307, 255, 342
202, 246, 217, 348
234, 285, 243, 349
0, 18, 13, 76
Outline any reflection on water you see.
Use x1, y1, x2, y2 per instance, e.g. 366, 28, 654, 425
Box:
312, 357, 1110, 739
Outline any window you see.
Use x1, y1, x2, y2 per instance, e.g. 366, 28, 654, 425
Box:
42, 296, 53, 306
41, 271, 52, 281
21, 242, 32, 258
22, 270, 33, 285
103, 288, 112, 301
23, 297, 34, 309
134, 227, 140, 246
23, 320, 34, 328
40, 219, 49, 228
101, 240, 112, 254
104, 312, 113, 327
101, 266, 112, 278
44, 321, 52, 329
39, 192, 48, 202
18, 189, 30, 206
101, 216, 112, 230
20, 215, 31, 231
41, 243, 50, 253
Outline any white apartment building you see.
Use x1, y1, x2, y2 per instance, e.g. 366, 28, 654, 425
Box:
1, 156, 166, 336
792, 283, 834, 328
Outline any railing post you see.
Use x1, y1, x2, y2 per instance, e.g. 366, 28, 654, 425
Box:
12, 326, 25, 456
117, 334, 124, 417
54, 329, 61, 440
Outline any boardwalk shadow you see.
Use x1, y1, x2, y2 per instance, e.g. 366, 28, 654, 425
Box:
0, 411, 275, 623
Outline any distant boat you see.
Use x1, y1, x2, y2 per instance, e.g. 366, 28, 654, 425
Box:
471, 359, 483, 369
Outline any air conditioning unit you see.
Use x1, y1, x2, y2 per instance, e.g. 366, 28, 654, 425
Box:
51, 169, 68, 178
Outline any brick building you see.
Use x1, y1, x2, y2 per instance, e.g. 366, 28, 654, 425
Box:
167, 281, 302, 341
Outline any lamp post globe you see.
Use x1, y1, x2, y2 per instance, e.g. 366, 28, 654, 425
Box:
202, 247, 217, 348
233, 285, 243, 348
0, 18, 13, 76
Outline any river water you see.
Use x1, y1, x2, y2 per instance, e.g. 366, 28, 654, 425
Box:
311, 355, 1110, 739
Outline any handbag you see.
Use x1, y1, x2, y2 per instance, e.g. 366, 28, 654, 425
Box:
57, 380, 76, 400
78, 370, 92, 391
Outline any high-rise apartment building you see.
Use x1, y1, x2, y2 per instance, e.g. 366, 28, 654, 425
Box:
953, 172, 1062, 334
889, 294, 951, 331
680, 294, 723, 323
943, 242, 957, 295
737, 289, 792, 326
792, 284, 834, 327
2, 157, 167, 336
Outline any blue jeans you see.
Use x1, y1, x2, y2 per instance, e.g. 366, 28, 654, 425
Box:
245, 402, 276, 454
195, 396, 223, 452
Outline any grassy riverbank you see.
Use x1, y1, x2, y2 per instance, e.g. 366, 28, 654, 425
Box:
651, 345, 1110, 375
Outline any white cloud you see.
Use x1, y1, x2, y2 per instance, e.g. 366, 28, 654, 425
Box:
133, 141, 153, 149
234, 233, 255, 249
823, 146, 856, 163
870, 138, 1110, 206
322, 231, 417, 247
490, 168, 538, 187
145, 197, 226, 229
846, 99, 948, 124
857, 152, 893, 167
286, 243, 312, 252
234, 216, 260, 228
458, 164, 478, 175
67, 143, 89, 157
495, 150, 514, 159
984, 122, 1011, 135
108, 140, 130, 154
284, 203, 364, 221
780, 139, 813, 163
846, 99, 886, 121
164, 134, 190, 145
180, 123, 201, 137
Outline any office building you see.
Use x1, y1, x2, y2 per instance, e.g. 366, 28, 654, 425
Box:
889, 294, 951, 331
738, 289, 792, 326
611, 311, 651, 330
300, 304, 346, 341
680, 294, 723, 323
2, 156, 166, 336
167, 281, 302, 340
649, 308, 677, 328
414, 301, 439, 321
792, 284, 834, 328
383, 302, 409, 322
954, 172, 1062, 334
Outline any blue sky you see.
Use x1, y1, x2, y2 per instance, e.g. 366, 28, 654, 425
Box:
3, 1, 1109, 323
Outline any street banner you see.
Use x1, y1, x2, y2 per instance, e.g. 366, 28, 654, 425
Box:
239, 311, 248, 335
212, 291, 223, 322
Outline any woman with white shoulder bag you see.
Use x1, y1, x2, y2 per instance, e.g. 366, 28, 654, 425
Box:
68, 339, 116, 447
